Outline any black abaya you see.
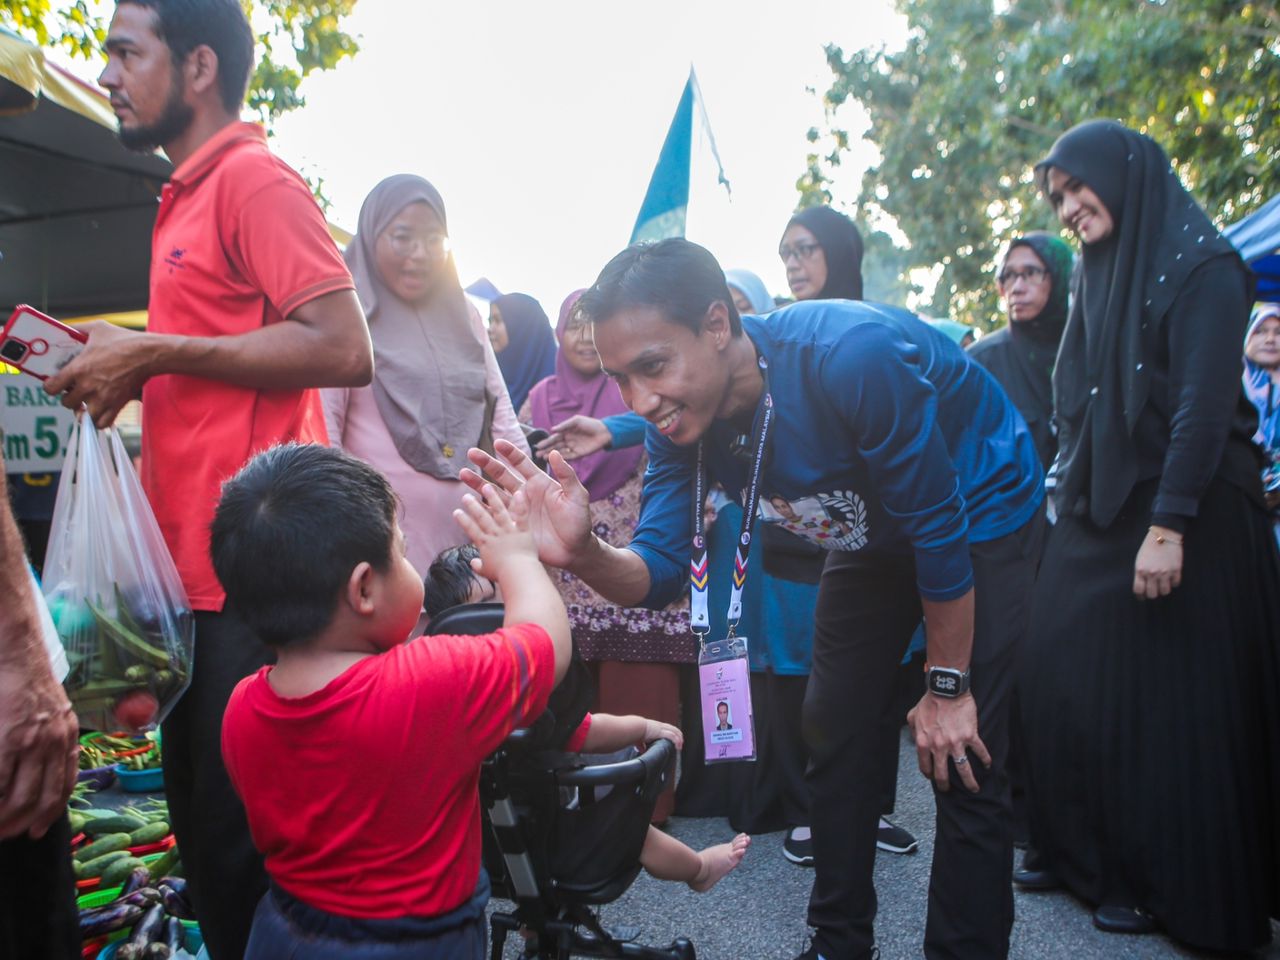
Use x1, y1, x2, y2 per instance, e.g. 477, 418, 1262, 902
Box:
1021, 120, 1280, 953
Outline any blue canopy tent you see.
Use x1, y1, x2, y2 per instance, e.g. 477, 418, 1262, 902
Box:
1224, 193, 1280, 300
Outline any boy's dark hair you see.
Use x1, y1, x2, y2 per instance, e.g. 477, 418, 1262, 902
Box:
577, 238, 742, 336
122, 0, 254, 112
210, 443, 398, 647
423, 543, 482, 621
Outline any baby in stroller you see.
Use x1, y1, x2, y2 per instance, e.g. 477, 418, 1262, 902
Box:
427, 544, 750, 893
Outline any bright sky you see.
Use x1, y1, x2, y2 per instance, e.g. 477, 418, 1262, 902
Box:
263, 0, 909, 318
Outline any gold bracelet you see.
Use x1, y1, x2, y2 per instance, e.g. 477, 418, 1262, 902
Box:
1152, 530, 1183, 546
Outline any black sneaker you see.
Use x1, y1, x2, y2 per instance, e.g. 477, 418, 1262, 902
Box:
876, 817, 919, 854
783, 827, 814, 866
794, 938, 880, 960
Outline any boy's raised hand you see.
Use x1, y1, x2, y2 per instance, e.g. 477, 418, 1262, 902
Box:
453, 484, 536, 584
455, 482, 574, 685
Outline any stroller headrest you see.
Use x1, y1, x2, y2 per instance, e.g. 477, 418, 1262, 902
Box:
425, 601, 506, 637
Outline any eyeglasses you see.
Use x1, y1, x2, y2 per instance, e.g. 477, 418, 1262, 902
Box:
384, 230, 449, 259
562, 317, 592, 339
778, 241, 822, 264
997, 265, 1048, 287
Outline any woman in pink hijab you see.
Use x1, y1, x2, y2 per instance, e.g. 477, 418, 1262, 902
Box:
522, 291, 692, 822
323, 175, 528, 578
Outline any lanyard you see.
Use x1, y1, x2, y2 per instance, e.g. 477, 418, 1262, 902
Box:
690, 355, 773, 638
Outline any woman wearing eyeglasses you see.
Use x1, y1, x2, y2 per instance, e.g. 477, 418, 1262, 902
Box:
322, 175, 529, 578
1019, 121, 1280, 952
968, 233, 1074, 471
779, 206, 865, 302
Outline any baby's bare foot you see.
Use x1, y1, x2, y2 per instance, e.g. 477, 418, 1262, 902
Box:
688, 833, 751, 892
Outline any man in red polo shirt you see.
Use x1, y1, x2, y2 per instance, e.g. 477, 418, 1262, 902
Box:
45, 1, 373, 955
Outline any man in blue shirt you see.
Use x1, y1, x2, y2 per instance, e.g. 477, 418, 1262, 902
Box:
465, 239, 1044, 960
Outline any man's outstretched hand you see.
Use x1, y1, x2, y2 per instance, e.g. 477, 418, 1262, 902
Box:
463, 439, 594, 571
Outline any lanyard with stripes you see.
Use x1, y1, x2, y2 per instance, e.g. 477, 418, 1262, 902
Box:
690, 355, 773, 639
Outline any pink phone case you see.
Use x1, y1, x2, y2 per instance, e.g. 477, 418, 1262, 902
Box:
1, 305, 87, 381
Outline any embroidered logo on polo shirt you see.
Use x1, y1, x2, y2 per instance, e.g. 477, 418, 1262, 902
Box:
164, 247, 187, 272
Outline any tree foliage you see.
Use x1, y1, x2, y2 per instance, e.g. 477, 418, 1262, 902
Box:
800, 0, 1280, 327
0, 0, 358, 126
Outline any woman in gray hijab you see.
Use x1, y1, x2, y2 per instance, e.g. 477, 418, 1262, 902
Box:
323, 175, 528, 577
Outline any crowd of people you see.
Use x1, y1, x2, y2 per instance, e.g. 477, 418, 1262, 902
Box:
1, 2, 1277, 960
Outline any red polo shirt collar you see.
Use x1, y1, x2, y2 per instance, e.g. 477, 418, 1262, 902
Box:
168, 121, 267, 191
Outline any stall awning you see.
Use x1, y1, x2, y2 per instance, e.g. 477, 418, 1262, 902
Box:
1225, 193, 1280, 300
0, 28, 172, 319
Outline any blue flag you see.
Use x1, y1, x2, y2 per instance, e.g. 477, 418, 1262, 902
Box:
630, 68, 728, 244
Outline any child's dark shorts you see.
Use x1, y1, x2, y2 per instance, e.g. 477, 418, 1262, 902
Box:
244, 872, 489, 959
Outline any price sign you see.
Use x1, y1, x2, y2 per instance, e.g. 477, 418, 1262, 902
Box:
0, 367, 75, 473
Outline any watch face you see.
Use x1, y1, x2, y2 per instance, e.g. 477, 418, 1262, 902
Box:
929, 669, 963, 697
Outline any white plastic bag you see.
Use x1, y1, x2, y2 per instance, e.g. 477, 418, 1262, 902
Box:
43, 417, 193, 732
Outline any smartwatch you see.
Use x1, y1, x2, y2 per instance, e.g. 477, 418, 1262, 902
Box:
925, 663, 971, 699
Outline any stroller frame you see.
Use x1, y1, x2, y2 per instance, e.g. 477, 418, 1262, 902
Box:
480, 731, 695, 960
425, 603, 697, 960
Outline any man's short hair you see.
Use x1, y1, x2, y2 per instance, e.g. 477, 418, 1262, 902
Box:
122, 0, 254, 111
577, 238, 742, 336
210, 444, 398, 647
423, 543, 483, 621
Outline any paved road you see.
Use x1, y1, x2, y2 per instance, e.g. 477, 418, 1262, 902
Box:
491, 729, 1280, 959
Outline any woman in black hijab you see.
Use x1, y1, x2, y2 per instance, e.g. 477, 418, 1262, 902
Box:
779, 206, 864, 301
1019, 120, 1280, 952
968, 232, 1074, 470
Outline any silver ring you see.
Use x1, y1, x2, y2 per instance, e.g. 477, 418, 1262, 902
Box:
954, 755, 969, 765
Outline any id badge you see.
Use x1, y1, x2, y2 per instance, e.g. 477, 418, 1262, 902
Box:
698, 635, 756, 764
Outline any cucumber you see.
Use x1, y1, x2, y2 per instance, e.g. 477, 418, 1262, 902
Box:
85, 814, 147, 836
74, 849, 132, 879
74, 807, 118, 820
145, 846, 180, 882
127, 822, 170, 845
67, 811, 86, 833
74, 832, 132, 862
101, 856, 149, 888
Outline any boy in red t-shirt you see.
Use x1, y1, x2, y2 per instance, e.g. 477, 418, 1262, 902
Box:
214, 443, 570, 959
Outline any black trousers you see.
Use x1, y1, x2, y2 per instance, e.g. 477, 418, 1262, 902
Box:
802, 510, 1044, 960
162, 609, 274, 960
0, 815, 77, 960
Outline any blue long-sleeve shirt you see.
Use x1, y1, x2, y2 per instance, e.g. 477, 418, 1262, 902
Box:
627, 301, 1044, 608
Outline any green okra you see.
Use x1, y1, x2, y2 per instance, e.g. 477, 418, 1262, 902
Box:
87, 602, 170, 669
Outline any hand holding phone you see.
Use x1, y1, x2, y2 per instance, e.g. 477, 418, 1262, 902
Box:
1, 306, 87, 381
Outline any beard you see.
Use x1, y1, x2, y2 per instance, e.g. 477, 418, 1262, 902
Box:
117, 74, 195, 152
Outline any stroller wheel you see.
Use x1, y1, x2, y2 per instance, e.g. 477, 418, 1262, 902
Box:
671, 938, 696, 960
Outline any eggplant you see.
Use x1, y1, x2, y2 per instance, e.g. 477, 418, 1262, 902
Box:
119, 865, 152, 896
158, 883, 195, 919
79, 902, 145, 938
156, 876, 187, 897
164, 916, 185, 951
126, 903, 167, 947
120, 886, 163, 908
